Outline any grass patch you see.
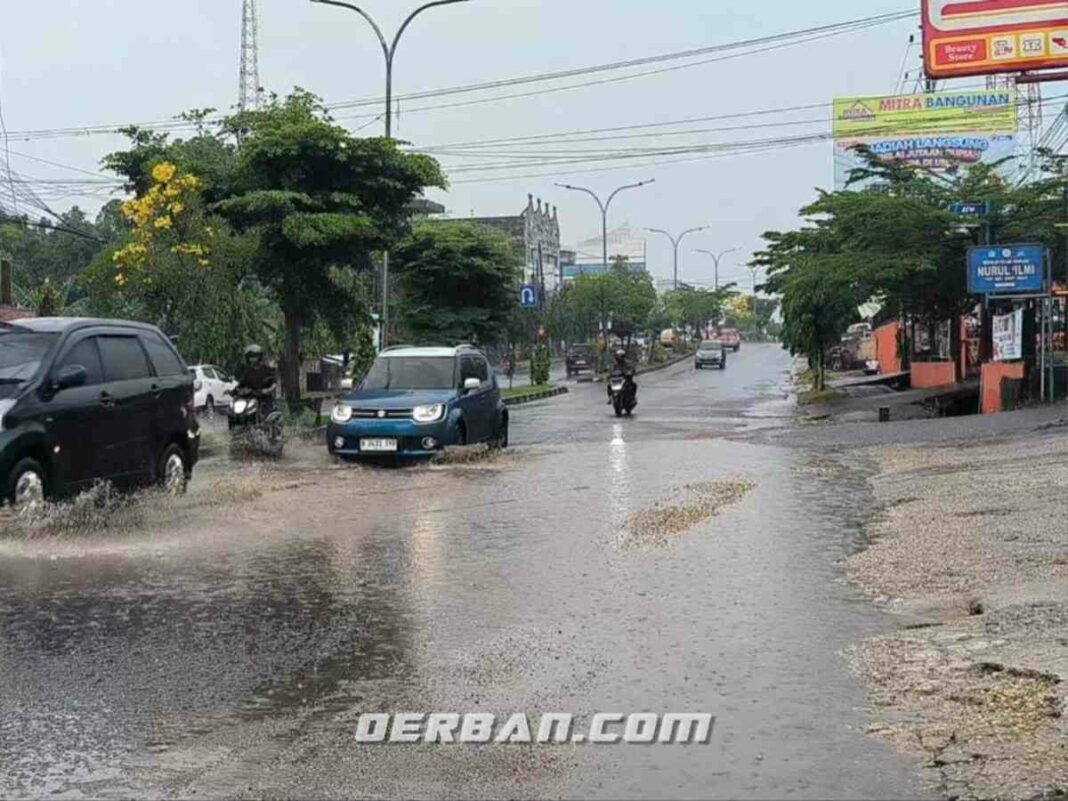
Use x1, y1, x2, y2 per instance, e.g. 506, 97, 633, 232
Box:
798, 388, 841, 406
501, 383, 556, 400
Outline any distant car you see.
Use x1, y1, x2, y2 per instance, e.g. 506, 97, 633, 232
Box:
189, 364, 237, 414
0, 317, 199, 509
695, 340, 727, 370
719, 329, 741, 352
328, 345, 508, 460
566, 344, 595, 377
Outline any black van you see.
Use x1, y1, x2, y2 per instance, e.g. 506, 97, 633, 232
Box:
0, 318, 200, 510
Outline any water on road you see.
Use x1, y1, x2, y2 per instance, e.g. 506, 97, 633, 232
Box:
0, 345, 927, 799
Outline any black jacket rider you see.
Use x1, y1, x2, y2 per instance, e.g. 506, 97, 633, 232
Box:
607, 350, 637, 402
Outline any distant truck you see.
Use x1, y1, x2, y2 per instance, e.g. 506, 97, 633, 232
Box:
839, 322, 879, 373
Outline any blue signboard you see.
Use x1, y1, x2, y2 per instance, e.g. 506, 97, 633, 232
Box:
519, 285, 538, 308
967, 245, 1046, 295
949, 202, 988, 217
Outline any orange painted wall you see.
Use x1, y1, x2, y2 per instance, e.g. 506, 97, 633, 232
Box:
911, 361, 957, 389
980, 362, 1025, 415
873, 321, 902, 376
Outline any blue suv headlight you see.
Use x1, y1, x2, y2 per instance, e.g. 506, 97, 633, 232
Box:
413, 404, 446, 423
331, 403, 353, 424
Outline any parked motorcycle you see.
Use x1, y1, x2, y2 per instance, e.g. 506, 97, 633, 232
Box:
227, 387, 286, 458
608, 372, 637, 417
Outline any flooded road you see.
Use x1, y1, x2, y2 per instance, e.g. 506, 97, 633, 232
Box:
0, 345, 928, 799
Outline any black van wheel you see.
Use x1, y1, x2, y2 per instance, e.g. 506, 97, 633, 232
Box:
7, 458, 46, 512
158, 444, 189, 496
493, 415, 509, 449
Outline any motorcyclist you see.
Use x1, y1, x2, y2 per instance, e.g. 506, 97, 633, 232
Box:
606, 347, 637, 405
235, 344, 277, 414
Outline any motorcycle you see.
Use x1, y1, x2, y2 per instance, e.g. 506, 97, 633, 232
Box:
608, 372, 637, 417
227, 386, 286, 458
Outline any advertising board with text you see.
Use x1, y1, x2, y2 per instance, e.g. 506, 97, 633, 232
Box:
923, 0, 1068, 78
833, 90, 1018, 138
832, 90, 1018, 191
834, 134, 1016, 190
992, 307, 1024, 361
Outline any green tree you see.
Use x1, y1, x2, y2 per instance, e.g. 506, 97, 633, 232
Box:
664, 286, 732, 334
392, 221, 518, 346
0, 207, 109, 295
33, 278, 62, 316
213, 90, 445, 405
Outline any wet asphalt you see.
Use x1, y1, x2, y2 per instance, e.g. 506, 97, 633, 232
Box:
0, 344, 930, 800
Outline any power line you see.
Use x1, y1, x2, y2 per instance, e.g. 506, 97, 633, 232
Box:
0, 212, 108, 243
444, 108, 1068, 187
1, 9, 915, 144
328, 9, 915, 110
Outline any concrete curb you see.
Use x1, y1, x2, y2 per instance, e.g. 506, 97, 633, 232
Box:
503, 386, 570, 406
637, 349, 697, 375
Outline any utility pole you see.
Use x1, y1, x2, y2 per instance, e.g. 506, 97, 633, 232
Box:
556, 180, 654, 275
692, 246, 736, 291
238, 0, 262, 112
748, 264, 759, 295
647, 227, 710, 290
312, 0, 470, 350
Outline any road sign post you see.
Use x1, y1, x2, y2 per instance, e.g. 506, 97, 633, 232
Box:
949, 201, 989, 217
519, 285, 538, 309
967, 244, 1046, 295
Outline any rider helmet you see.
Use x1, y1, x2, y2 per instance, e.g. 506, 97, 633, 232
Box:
244, 344, 264, 365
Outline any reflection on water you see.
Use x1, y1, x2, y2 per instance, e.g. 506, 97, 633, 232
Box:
408, 506, 446, 587
608, 422, 632, 529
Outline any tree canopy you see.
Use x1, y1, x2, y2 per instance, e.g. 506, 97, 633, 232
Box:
213, 90, 445, 403
754, 150, 1068, 389
392, 221, 518, 346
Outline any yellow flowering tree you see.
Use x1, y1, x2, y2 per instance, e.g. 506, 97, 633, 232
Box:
724, 294, 754, 330
112, 161, 212, 289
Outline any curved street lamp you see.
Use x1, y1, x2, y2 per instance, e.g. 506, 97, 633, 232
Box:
646, 226, 710, 290
694, 247, 738, 291
311, 0, 471, 349
555, 180, 655, 274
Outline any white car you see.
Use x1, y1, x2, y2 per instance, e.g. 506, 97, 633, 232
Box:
189, 364, 237, 414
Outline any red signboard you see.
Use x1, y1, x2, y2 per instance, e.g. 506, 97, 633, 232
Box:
923, 0, 1068, 78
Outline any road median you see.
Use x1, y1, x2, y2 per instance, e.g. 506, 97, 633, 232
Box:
502, 384, 569, 406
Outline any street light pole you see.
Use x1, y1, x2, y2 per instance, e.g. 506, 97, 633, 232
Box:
693, 247, 738, 291
646, 226, 710, 290
556, 180, 654, 273
311, 0, 470, 350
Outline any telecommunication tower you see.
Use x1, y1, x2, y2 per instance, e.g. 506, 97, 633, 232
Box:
238, 0, 262, 112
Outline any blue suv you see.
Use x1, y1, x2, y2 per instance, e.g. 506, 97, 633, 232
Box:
328, 345, 508, 460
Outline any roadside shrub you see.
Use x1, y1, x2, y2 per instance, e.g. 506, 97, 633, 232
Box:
531, 344, 551, 385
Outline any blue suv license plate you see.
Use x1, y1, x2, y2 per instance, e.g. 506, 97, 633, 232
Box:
361, 438, 398, 453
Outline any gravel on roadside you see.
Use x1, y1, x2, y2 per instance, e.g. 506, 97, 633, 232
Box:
845, 428, 1068, 800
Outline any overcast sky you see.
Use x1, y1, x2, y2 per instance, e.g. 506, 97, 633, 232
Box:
0, 0, 919, 288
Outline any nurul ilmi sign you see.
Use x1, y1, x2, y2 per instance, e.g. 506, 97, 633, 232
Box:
967, 244, 1047, 295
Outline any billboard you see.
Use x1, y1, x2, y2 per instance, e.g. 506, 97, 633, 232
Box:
834, 133, 1017, 189
923, 0, 1068, 78
832, 90, 1018, 138
967, 244, 1047, 294
832, 90, 1018, 190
